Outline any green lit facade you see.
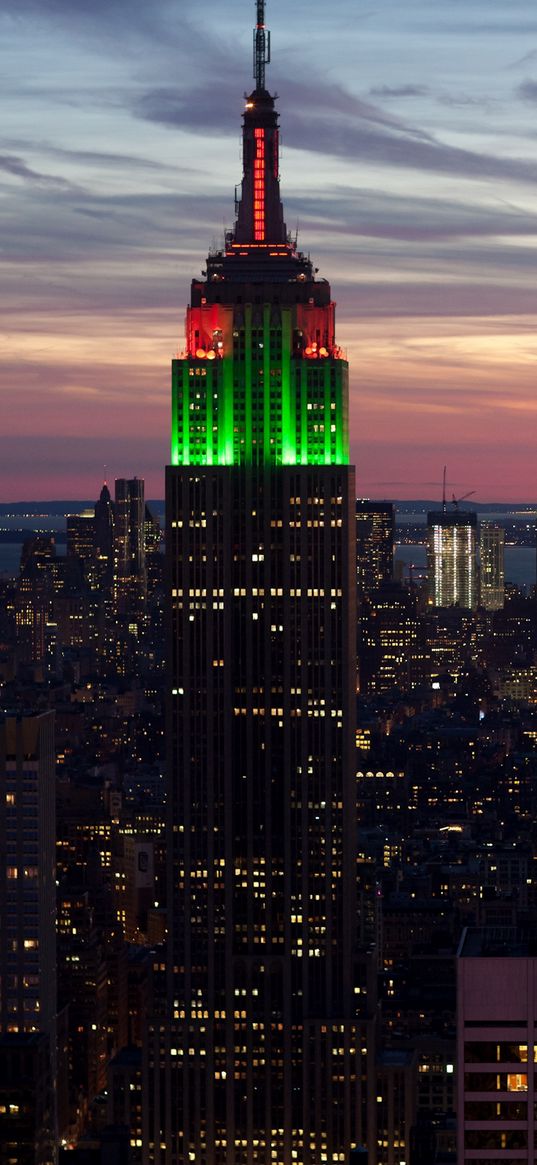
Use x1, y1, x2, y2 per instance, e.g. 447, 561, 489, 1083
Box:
171, 304, 349, 468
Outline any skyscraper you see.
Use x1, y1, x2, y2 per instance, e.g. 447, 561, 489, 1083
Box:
153, 4, 364, 1162
66, 510, 96, 563
427, 510, 478, 610
356, 501, 394, 599
358, 582, 424, 695
479, 521, 505, 611
14, 538, 56, 670
94, 481, 116, 585
114, 477, 147, 613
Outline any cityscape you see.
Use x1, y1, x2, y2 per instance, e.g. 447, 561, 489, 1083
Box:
2, 2, 537, 1165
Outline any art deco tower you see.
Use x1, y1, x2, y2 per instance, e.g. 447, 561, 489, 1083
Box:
154, 5, 363, 1162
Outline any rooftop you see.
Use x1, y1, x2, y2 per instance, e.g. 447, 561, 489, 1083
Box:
458, 926, 537, 959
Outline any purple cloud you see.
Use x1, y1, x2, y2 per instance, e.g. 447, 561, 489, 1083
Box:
0, 153, 75, 188
369, 85, 429, 99
517, 79, 537, 102
133, 72, 537, 188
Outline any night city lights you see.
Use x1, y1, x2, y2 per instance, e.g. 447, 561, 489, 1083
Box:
2, 2, 537, 1164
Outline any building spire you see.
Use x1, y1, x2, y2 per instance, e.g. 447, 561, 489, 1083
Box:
253, 0, 271, 92
228, 0, 285, 245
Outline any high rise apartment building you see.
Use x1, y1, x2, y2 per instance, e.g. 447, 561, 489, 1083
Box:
479, 522, 505, 611
427, 510, 478, 610
149, 4, 366, 1162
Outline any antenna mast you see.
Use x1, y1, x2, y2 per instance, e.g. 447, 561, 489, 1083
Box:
253, 0, 271, 91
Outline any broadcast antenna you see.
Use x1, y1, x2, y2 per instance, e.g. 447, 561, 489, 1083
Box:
253, 0, 271, 91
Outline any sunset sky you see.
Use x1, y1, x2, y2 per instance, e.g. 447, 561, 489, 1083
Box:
2, 0, 537, 501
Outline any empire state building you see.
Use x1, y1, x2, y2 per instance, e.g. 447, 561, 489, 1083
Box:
152, 3, 366, 1161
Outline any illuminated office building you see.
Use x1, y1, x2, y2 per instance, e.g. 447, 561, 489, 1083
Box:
359, 582, 424, 695
427, 511, 478, 610
66, 510, 96, 563
14, 538, 56, 669
479, 521, 505, 611
151, 3, 366, 1162
424, 608, 475, 684
114, 477, 147, 612
356, 501, 394, 598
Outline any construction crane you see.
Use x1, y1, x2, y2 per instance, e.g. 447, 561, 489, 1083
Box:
442, 466, 475, 512
451, 490, 475, 512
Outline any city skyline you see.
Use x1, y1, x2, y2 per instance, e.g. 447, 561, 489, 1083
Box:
3, 0, 537, 500
3, 6, 537, 1162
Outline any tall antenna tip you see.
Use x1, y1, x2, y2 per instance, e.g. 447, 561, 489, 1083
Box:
253, 0, 271, 91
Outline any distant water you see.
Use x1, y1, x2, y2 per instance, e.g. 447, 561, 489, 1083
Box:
0, 517, 70, 531
0, 545, 24, 577
1, 545, 535, 589
399, 511, 537, 526
1, 513, 534, 589
0, 516, 71, 578
395, 544, 536, 591
0, 543, 66, 578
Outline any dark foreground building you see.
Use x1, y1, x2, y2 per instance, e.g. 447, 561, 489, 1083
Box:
146, 4, 365, 1162
0, 713, 57, 1163
457, 929, 537, 1164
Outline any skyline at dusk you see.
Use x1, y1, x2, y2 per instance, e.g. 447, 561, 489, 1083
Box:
3, 0, 537, 500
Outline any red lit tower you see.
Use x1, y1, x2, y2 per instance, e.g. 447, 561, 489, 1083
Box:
170, 0, 347, 471
147, 4, 371, 1163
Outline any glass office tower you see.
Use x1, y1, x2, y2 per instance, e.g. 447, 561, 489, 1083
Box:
427, 510, 478, 610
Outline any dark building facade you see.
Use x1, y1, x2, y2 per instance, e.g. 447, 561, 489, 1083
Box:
148, 3, 364, 1162
356, 501, 394, 599
0, 1032, 55, 1165
0, 713, 57, 1160
358, 582, 424, 695
114, 478, 146, 614
457, 930, 536, 1164
0, 713, 56, 1043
